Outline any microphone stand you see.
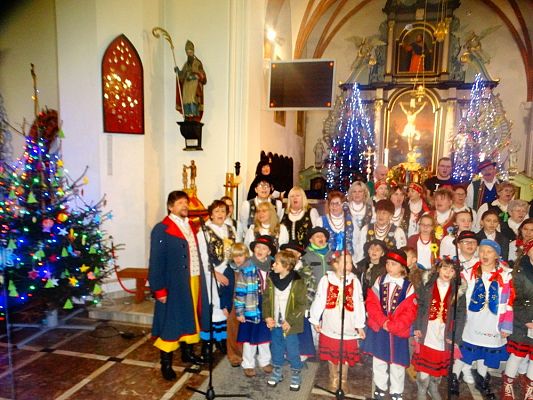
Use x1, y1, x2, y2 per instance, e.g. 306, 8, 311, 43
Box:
315, 203, 360, 400
446, 228, 463, 400
234, 162, 240, 221
187, 219, 249, 399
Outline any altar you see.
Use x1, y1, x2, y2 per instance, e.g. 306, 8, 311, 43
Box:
319, 0, 501, 179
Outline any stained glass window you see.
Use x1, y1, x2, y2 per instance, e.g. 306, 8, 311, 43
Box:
102, 34, 144, 134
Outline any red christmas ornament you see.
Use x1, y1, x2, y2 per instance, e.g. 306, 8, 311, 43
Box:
42, 218, 54, 232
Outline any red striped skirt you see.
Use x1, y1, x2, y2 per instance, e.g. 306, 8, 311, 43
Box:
318, 333, 360, 366
412, 344, 451, 377
507, 340, 533, 358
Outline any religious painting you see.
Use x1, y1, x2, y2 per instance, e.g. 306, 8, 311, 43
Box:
385, 90, 439, 169
102, 34, 144, 134
396, 24, 438, 76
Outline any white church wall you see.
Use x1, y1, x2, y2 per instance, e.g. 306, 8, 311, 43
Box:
161, 0, 231, 206
238, 0, 305, 198
0, 0, 59, 158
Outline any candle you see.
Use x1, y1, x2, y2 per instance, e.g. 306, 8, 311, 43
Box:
384, 148, 389, 167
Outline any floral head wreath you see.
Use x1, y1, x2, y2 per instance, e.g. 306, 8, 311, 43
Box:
327, 250, 349, 264
434, 255, 456, 268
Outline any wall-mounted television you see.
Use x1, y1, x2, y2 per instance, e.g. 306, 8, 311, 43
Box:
268, 59, 335, 110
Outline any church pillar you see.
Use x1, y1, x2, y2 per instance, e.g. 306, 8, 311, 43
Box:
523, 101, 533, 176
228, 0, 254, 201
373, 88, 384, 163
385, 20, 395, 79
442, 88, 457, 157
440, 18, 451, 75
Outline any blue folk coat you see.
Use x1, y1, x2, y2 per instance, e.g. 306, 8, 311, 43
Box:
149, 216, 209, 342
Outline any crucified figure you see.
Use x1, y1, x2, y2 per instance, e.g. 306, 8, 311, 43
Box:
400, 101, 427, 151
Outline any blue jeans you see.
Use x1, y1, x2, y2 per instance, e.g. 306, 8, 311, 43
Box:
270, 327, 303, 370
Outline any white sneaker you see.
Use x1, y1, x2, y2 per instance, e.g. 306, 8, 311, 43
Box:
462, 367, 475, 384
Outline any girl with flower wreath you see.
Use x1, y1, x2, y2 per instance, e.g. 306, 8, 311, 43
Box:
412, 257, 466, 400
406, 182, 431, 237
407, 214, 439, 284
424, 188, 455, 244
439, 210, 474, 258
356, 199, 407, 263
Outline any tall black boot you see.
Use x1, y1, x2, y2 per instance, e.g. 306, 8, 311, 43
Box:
472, 370, 496, 400
215, 339, 227, 355
200, 340, 212, 363
180, 342, 204, 364
160, 350, 177, 381
449, 373, 460, 396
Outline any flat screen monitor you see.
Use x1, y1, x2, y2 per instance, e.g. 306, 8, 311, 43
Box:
268, 59, 335, 110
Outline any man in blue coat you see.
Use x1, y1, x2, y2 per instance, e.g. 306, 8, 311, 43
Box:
149, 190, 209, 380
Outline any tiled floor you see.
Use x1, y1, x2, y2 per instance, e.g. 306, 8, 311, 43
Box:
0, 299, 491, 399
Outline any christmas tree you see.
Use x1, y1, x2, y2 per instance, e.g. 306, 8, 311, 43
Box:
451, 74, 512, 183
325, 84, 375, 193
0, 109, 118, 311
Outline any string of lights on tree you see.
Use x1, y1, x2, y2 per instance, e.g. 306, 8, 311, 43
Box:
451, 74, 511, 183
0, 109, 119, 311
325, 84, 376, 193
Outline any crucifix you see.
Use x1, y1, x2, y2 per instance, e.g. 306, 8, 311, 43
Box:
363, 146, 376, 182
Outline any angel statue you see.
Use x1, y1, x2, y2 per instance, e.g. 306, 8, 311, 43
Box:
459, 25, 501, 81
344, 35, 386, 84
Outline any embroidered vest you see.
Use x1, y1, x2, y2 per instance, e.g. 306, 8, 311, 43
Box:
472, 180, 498, 210
203, 225, 236, 266
325, 279, 354, 312
366, 223, 398, 250
322, 215, 354, 254
428, 282, 452, 323
379, 277, 410, 315
281, 209, 313, 247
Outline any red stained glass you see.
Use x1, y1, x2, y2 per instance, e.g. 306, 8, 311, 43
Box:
102, 34, 144, 134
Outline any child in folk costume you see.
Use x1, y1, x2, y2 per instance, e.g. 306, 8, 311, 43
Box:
450, 239, 514, 400
225, 243, 249, 367
302, 227, 333, 285
355, 239, 388, 300
244, 201, 289, 249
356, 199, 407, 263
407, 213, 439, 275
476, 209, 510, 262
363, 249, 418, 400
263, 250, 307, 391
439, 210, 474, 258
426, 188, 455, 244
280, 242, 316, 359
501, 241, 533, 400
309, 251, 366, 392
406, 182, 431, 237
412, 257, 465, 400
235, 235, 275, 377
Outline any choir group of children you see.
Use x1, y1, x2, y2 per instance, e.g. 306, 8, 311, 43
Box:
221, 228, 532, 400
157, 158, 533, 400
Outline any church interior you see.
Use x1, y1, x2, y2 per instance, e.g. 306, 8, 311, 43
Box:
1, 0, 532, 399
